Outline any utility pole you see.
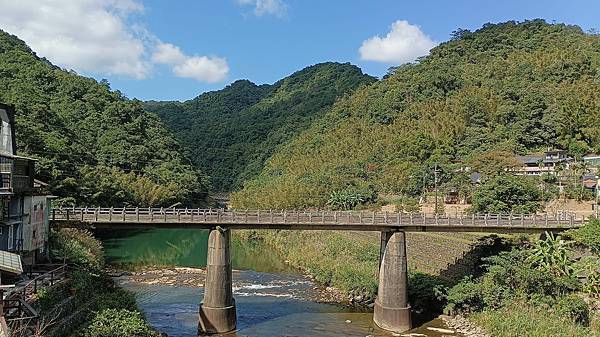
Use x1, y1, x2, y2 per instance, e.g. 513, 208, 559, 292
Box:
594, 176, 600, 219
434, 164, 439, 214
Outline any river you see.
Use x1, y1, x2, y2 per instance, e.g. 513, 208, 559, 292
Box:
98, 228, 461, 337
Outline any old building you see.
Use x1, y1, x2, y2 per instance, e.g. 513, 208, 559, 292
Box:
583, 154, 600, 172
0, 103, 50, 266
513, 150, 573, 176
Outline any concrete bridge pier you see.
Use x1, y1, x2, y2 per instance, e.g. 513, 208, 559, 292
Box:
373, 230, 411, 333
199, 227, 237, 334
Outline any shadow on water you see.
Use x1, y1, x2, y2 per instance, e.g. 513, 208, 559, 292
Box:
96, 228, 296, 273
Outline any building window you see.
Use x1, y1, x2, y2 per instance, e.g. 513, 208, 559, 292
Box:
8, 225, 13, 250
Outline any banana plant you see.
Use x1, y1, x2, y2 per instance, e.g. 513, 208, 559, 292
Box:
527, 232, 574, 277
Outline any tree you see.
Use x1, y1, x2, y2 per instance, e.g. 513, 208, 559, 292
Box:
468, 150, 521, 178
471, 175, 542, 214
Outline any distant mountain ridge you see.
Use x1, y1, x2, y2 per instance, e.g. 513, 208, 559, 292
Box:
146, 62, 376, 191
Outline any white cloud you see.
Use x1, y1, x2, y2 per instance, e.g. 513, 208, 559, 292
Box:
238, 0, 287, 17
173, 56, 229, 83
151, 42, 186, 65
0, 0, 230, 83
151, 42, 229, 83
359, 20, 437, 64
0, 0, 150, 79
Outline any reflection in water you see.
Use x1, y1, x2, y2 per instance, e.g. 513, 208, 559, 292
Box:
98, 229, 295, 273
99, 229, 209, 267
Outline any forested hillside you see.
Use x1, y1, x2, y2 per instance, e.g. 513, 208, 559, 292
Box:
146, 63, 375, 191
232, 20, 600, 209
0, 30, 208, 207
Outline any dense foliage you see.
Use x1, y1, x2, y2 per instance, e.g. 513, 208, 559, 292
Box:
568, 217, 600, 253
146, 63, 375, 191
232, 20, 600, 209
445, 247, 580, 314
49, 228, 104, 270
83, 309, 159, 337
470, 175, 542, 213
0, 30, 208, 207
445, 231, 600, 335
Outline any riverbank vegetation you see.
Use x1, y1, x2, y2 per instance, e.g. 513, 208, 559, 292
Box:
445, 218, 600, 336
237, 230, 499, 321
34, 229, 159, 337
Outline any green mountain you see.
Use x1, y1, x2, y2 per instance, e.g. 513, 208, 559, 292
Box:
0, 30, 208, 207
146, 62, 376, 191
231, 20, 600, 209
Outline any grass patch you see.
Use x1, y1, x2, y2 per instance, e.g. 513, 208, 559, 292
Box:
472, 302, 597, 337
249, 230, 381, 298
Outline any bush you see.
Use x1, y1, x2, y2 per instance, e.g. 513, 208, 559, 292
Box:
70, 271, 137, 313
471, 175, 541, 214
50, 228, 104, 269
83, 309, 159, 337
444, 276, 484, 314
563, 186, 595, 201
527, 232, 574, 277
574, 256, 600, 298
567, 217, 600, 253
555, 294, 590, 326
327, 186, 377, 210
36, 283, 69, 314
482, 250, 579, 304
445, 248, 580, 314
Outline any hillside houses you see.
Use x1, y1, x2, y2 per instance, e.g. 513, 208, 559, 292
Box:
512, 150, 573, 176
509, 150, 599, 197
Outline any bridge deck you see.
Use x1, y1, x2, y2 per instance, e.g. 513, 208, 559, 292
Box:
51, 208, 585, 233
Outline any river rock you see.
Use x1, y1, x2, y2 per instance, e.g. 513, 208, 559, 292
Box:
442, 315, 490, 337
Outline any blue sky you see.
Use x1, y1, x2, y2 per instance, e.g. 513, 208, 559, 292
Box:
0, 0, 598, 101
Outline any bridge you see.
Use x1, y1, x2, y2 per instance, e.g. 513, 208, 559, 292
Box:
51, 207, 587, 334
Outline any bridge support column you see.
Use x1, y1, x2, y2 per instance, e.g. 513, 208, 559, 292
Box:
199, 227, 236, 334
373, 230, 411, 333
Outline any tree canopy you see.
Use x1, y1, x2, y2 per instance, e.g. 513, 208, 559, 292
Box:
0, 30, 208, 207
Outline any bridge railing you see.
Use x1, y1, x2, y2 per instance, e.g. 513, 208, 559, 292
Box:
50, 207, 585, 229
